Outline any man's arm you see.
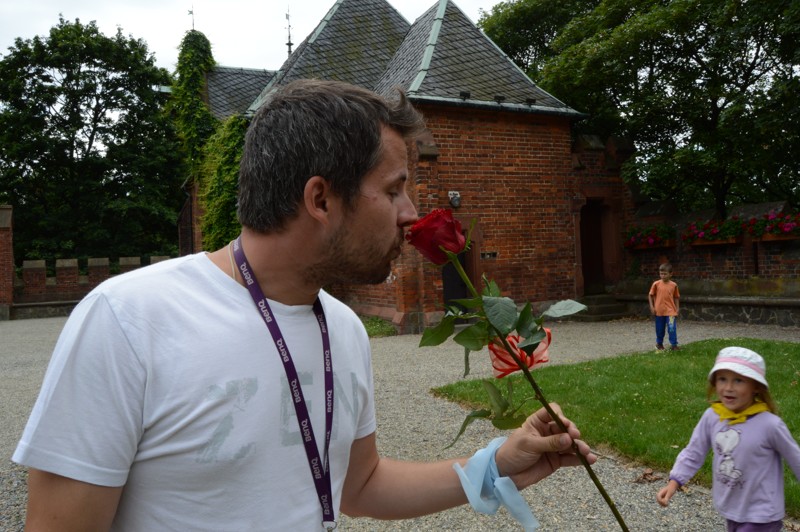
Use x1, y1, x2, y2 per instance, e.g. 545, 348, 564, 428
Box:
25, 469, 123, 532
340, 433, 466, 519
341, 404, 594, 519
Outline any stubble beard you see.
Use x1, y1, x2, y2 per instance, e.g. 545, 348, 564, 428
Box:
304, 224, 402, 287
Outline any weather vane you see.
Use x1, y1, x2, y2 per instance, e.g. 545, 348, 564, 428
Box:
286, 6, 293, 57
188, 6, 195, 30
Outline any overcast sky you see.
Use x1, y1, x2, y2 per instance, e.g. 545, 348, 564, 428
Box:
0, 0, 497, 73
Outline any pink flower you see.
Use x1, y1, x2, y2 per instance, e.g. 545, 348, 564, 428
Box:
488, 330, 551, 378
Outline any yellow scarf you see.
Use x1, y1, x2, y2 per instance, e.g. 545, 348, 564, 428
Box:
711, 401, 769, 425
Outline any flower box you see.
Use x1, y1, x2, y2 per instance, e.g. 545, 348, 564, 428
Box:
690, 236, 742, 246
629, 239, 676, 250
759, 233, 799, 243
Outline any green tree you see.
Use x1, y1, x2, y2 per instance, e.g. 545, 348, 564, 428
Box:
0, 17, 184, 261
482, 0, 800, 216
478, 0, 598, 80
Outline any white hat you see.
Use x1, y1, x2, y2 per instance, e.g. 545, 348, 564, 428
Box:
708, 346, 768, 388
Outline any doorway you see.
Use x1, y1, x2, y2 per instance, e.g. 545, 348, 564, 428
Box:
580, 199, 606, 294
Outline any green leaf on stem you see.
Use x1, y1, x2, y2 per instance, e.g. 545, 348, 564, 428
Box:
491, 414, 528, 430
419, 315, 456, 347
542, 299, 587, 318
445, 409, 491, 449
518, 328, 546, 353
453, 320, 489, 351
450, 296, 483, 309
481, 379, 510, 417
515, 303, 536, 338
465, 218, 477, 248
483, 296, 517, 335
482, 275, 501, 297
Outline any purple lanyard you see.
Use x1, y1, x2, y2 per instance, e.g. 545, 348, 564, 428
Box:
232, 236, 336, 531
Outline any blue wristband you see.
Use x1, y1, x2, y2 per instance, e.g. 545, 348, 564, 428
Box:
453, 437, 540, 531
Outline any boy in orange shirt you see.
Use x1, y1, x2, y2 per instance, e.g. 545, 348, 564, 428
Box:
648, 263, 680, 351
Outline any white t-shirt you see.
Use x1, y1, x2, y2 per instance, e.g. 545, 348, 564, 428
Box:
14, 253, 376, 530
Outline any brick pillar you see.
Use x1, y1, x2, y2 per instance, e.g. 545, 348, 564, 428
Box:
0, 205, 12, 320
119, 257, 141, 274
55, 258, 79, 300
22, 260, 47, 302
88, 258, 110, 289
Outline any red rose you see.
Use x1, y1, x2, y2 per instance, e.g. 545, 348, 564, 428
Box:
405, 209, 466, 265
488, 330, 551, 378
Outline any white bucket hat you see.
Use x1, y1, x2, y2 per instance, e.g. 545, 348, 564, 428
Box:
708, 346, 768, 388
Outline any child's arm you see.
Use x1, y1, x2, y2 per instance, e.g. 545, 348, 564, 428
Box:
658, 410, 715, 508
772, 418, 800, 481
656, 479, 681, 507
648, 292, 656, 314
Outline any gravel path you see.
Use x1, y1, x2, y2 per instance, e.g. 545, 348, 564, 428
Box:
1, 316, 799, 530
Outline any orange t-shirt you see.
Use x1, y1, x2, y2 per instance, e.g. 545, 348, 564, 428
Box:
649, 280, 680, 316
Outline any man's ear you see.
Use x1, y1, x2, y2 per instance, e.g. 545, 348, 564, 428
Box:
303, 175, 337, 226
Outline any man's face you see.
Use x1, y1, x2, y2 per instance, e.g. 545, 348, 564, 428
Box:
314, 127, 418, 285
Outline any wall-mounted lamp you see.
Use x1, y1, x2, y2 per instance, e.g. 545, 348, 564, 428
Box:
459, 90, 470, 100
448, 190, 461, 209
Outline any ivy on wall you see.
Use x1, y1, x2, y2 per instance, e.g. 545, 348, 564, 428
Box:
200, 115, 249, 250
171, 30, 218, 174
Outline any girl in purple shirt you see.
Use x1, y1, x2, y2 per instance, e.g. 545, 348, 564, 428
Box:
657, 346, 800, 532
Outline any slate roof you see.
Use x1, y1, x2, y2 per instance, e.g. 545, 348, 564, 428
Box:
246, 0, 580, 118
375, 0, 580, 116
248, 0, 410, 113
206, 66, 274, 120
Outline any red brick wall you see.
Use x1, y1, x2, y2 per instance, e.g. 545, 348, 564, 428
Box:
336, 105, 635, 331
628, 236, 800, 281
14, 256, 167, 304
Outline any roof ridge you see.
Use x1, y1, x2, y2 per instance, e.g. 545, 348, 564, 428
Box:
308, 0, 344, 44
407, 0, 447, 94
213, 65, 274, 73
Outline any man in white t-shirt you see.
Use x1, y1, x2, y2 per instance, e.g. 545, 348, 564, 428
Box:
14, 79, 595, 531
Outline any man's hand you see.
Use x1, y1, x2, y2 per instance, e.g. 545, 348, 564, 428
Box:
494, 403, 596, 490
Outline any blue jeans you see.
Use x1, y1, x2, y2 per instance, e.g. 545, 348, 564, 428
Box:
654, 315, 678, 347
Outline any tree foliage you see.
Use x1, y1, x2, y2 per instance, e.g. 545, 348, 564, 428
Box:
478, 0, 598, 79
0, 17, 184, 261
481, 0, 800, 216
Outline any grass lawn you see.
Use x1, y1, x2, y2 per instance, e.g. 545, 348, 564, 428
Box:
433, 338, 800, 517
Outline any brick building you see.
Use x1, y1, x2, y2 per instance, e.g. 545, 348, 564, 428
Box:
182, 0, 636, 332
